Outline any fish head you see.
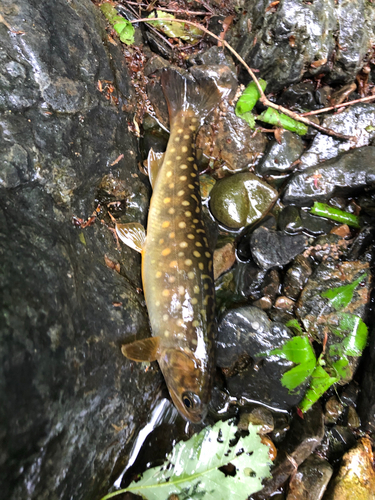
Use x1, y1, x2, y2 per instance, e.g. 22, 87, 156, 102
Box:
159, 348, 212, 423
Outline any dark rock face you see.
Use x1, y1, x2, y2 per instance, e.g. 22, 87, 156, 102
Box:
231, 0, 375, 92
250, 227, 308, 270
216, 306, 309, 411
283, 147, 375, 206
0, 1, 161, 499
252, 404, 325, 499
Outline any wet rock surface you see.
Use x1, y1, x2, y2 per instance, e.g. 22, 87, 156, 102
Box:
286, 454, 333, 500
252, 404, 325, 499
283, 146, 375, 206
0, 1, 162, 499
231, 0, 375, 92
216, 306, 309, 410
256, 130, 305, 176
209, 172, 278, 229
324, 438, 375, 500
250, 227, 308, 270
299, 104, 375, 170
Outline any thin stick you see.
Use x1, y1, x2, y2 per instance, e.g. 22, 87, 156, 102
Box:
129, 17, 353, 140
301, 94, 375, 116
125, 2, 210, 15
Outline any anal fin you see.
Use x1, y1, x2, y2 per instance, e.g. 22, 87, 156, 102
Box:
121, 336, 161, 362
116, 222, 146, 253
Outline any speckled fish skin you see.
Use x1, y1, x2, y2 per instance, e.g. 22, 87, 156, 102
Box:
142, 70, 219, 423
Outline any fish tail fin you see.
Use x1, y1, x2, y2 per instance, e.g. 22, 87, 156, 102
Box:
160, 68, 221, 126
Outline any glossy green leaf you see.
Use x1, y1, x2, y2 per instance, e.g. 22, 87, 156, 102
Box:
299, 365, 339, 413
235, 80, 267, 129
285, 319, 304, 336
310, 202, 360, 228
257, 108, 308, 135
328, 313, 368, 357
147, 11, 203, 42
100, 4, 135, 45
269, 336, 316, 391
101, 420, 272, 500
321, 273, 367, 311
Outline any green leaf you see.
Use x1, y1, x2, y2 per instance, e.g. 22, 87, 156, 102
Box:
257, 108, 308, 135
269, 336, 316, 391
321, 273, 367, 311
101, 420, 272, 500
299, 365, 339, 413
285, 319, 304, 336
310, 201, 360, 228
328, 313, 368, 357
100, 5, 135, 45
235, 80, 267, 129
147, 11, 203, 42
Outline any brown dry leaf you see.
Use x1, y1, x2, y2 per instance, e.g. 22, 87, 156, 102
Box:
104, 254, 121, 273
266, 1, 280, 12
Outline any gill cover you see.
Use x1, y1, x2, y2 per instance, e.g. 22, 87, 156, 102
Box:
158, 348, 211, 423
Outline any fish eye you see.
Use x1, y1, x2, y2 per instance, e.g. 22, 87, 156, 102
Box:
182, 391, 201, 410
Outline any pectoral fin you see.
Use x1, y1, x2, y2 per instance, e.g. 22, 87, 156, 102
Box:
147, 148, 165, 189
116, 222, 146, 253
121, 336, 161, 362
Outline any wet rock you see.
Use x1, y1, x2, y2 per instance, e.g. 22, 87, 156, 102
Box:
348, 226, 375, 261
283, 146, 375, 206
347, 406, 361, 430
188, 45, 237, 76
250, 227, 308, 270
303, 234, 349, 262
261, 269, 281, 301
252, 296, 273, 311
358, 323, 375, 435
318, 425, 357, 464
328, 1, 375, 84
299, 104, 375, 170
233, 262, 268, 301
256, 130, 305, 176
283, 255, 313, 300
324, 438, 375, 500
216, 306, 309, 410
0, 1, 161, 499
278, 82, 320, 112
238, 407, 274, 434
252, 404, 324, 499
274, 296, 295, 313
232, 1, 374, 93
237, 215, 277, 262
209, 173, 277, 229
325, 397, 344, 425
231, 0, 336, 92
296, 259, 371, 344
278, 206, 335, 235
197, 106, 267, 173
286, 454, 333, 500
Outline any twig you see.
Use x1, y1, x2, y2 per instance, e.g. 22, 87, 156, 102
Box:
125, 2, 210, 15
300, 94, 375, 117
129, 17, 353, 140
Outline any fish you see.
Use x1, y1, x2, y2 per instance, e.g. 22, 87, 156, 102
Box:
115, 68, 221, 423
